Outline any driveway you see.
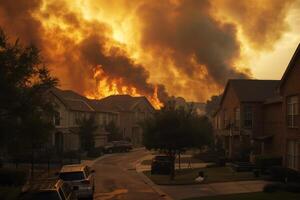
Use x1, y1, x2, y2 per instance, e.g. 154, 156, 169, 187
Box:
91, 149, 164, 200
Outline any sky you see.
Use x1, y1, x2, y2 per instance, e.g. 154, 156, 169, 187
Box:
0, 0, 299, 107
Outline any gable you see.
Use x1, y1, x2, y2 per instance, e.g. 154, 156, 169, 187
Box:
220, 82, 240, 108
131, 98, 155, 112
280, 43, 300, 93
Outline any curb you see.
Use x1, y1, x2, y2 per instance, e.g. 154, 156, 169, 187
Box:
135, 156, 173, 200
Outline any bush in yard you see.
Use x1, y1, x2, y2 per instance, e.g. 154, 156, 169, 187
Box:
255, 155, 282, 172
263, 183, 281, 193
269, 166, 300, 182
285, 183, 300, 193
0, 169, 28, 186
263, 182, 300, 193
87, 147, 104, 158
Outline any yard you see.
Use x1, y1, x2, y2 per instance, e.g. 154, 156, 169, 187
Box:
183, 192, 300, 200
141, 156, 203, 165
144, 166, 263, 185
0, 186, 21, 200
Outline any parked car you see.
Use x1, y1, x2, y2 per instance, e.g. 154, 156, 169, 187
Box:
151, 155, 172, 175
104, 140, 133, 153
20, 179, 77, 200
58, 164, 95, 199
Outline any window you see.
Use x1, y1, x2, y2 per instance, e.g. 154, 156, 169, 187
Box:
287, 96, 299, 128
234, 107, 240, 129
244, 105, 253, 128
54, 112, 60, 126
287, 140, 299, 170
223, 110, 228, 129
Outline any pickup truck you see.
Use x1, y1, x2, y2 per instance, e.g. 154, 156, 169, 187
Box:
103, 141, 133, 153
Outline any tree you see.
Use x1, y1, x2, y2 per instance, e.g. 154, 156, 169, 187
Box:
0, 28, 58, 175
105, 121, 122, 142
78, 115, 98, 152
141, 101, 213, 179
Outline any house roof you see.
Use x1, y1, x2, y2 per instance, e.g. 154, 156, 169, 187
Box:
95, 94, 155, 112
50, 88, 154, 113
50, 87, 94, 112
220, 79, 280, 105
279, 43, 300, 91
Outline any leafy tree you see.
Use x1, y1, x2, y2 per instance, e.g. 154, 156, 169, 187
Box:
0, 28, 58, 173
105, 120, 122, 142
141, 101, 213, 179
78, 115, 98, 152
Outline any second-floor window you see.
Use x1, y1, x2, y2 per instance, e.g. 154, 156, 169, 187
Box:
54, 111, 60, 126
287, 96, 299, 128
244, 105, 253, 128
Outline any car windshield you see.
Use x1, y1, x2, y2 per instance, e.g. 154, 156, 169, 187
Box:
59, 172, 85, 181
28, 191, 60, 200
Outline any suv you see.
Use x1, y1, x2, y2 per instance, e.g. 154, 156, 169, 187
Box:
151, 155, 172, 175
20, 179, 77, 200
104, 141, 133, 153
58, 164, 95, 199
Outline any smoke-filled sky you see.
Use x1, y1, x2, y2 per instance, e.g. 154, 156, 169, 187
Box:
0, 0, 299, 107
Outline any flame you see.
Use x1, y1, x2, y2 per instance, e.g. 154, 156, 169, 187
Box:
85, 66, 163, 109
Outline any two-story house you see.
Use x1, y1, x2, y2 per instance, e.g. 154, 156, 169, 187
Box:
213, 79, 280, 159
279, 44, 300, 171
95, 95, 155, 146
48, 88, 119, 152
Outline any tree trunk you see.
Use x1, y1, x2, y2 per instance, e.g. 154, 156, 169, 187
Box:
31, 149, 34, 180
169, 151, 175, 180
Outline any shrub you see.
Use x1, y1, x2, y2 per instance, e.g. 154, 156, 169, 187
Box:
263, 183, 281, 193
87, 147, 104, 158
263, 182, 300, 194
269, 166, 300, 182
0, 169, 28, 186
285, 183, 300, 193
255, 155, 282, 172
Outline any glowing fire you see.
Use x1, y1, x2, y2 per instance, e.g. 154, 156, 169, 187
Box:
85, 66, 163, 109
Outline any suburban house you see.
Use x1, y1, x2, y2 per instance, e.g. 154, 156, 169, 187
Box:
213, 79, 281, 159
93, 95, 155, 146
279, 44, 300, 171
213, 43, 300, 172
48, 88, 119, 152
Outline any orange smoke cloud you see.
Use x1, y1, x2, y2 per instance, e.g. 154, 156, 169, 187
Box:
0, 0, 295, 106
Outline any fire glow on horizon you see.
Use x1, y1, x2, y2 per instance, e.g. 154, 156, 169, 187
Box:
0, 0, 299, 108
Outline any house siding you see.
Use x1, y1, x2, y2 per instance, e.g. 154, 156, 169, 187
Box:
262, 102, 284, 156
281, 53, 300, 171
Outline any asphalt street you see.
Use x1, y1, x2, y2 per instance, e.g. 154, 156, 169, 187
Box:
92, 149, 163, 200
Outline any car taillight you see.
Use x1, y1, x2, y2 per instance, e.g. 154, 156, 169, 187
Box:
81, 180, 90, 184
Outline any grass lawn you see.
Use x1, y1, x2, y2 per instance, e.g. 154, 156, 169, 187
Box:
141, 157, 202, 165
183, 192, 300, 200
144, 166, 263, 185
0, 186, 21, 200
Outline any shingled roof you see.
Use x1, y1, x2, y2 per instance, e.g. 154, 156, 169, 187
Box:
279, 43, 300, 91
221, 79, 280, 104
50, 87, 94, 112
95, 95, 155, 112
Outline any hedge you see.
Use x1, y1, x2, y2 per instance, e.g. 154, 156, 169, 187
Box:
0, 169, 28, 186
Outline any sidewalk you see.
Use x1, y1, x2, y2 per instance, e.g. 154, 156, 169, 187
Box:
159, 180, 271, 200
136, 154, 271, 200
